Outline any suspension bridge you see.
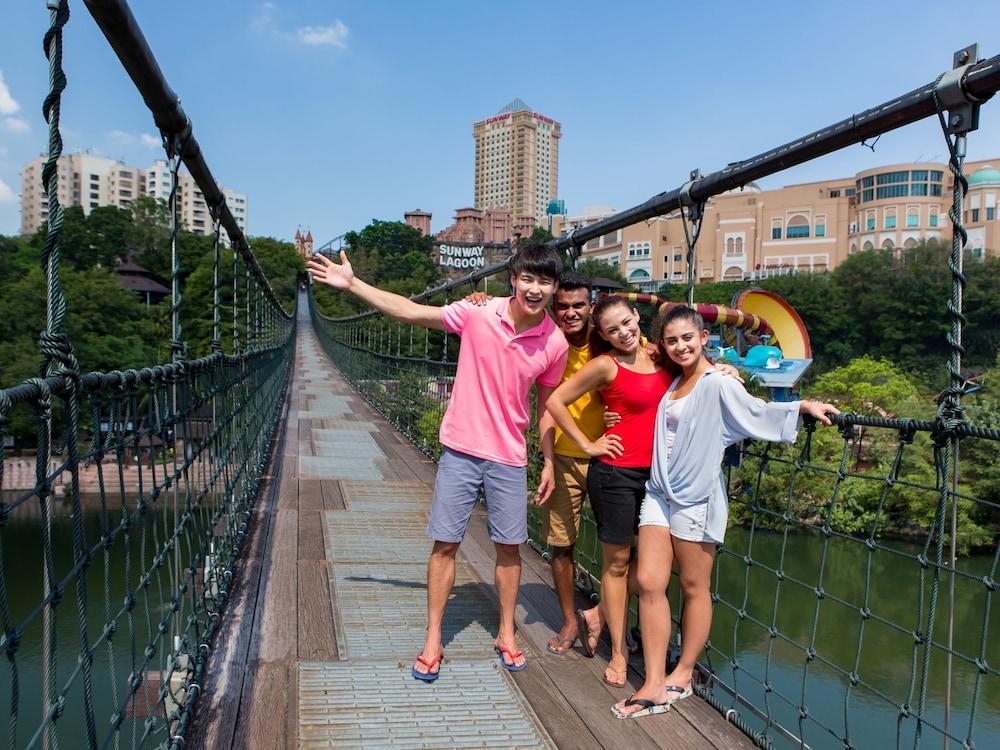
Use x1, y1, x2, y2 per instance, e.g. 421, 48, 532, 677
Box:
2, 2, 1000, 749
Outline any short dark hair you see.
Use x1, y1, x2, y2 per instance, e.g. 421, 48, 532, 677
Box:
510, 243, 562, 281
557, 270, 592, 294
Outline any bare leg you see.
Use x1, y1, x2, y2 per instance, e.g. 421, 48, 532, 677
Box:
547, 545, 579, 653
614, 526, 674, 715
664, 537, 716, 688
494, 542, 527, 668
415, 540, 460, 676
599, 542, 633, 685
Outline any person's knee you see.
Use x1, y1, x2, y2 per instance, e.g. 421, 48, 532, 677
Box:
431, 541, 461, 559
550, 544, 574, 562
605, 553, 630, 578
495, 542, 521, 565
678, 572, 710, 600
637, 566, 668, 598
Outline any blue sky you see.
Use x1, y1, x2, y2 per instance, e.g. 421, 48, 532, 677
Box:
1, 1, 999, 246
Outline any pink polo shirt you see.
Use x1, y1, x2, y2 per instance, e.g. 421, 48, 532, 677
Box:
438, 297, 568, 467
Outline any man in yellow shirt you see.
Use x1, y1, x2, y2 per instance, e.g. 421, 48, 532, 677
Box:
539, 271, 607, 654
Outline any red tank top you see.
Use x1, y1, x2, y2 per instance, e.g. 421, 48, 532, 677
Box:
599, 358, 674, 468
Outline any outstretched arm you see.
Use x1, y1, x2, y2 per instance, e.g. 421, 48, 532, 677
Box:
307, 251, 446, 330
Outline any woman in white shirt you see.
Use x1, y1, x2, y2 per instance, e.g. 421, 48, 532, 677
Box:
613, 305, 838, 720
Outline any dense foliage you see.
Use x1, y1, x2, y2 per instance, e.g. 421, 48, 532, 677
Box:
311, 220, 443, 318
0, 198, 303, 443
656, 241, 1000, 386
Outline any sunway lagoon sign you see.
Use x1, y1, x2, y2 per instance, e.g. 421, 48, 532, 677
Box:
437, 243, 486, 269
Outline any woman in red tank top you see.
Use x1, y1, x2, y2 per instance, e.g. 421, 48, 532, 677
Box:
546, 297, 673, 688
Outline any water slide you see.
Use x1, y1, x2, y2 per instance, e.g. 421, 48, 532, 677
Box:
734, 289, 811, 359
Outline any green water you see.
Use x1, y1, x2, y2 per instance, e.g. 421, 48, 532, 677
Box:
0, 491, 217, 749
4, 493, 996, 749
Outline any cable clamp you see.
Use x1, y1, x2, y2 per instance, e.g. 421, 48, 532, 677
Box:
933, 44, 983, 135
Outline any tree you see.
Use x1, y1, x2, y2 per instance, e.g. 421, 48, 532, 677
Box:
521, 226, 554, 246
86, 206, 134, 267
129, 196, 171, 255
575, 259, 631, 290
315, 220, 443, 318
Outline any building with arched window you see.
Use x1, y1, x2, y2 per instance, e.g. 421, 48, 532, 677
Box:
553, 158, 998, 290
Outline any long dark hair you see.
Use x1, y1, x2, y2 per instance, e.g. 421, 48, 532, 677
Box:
588, 297, 637, 357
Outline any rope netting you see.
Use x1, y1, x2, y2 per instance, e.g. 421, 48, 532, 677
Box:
0, 3, 295, 748
309, 62, 998, 747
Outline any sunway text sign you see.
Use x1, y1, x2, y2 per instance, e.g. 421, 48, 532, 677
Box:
437, 244, 486, 269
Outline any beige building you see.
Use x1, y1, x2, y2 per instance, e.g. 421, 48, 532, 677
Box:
474, 98, 561, 225
20, 153, 143, 235
555, 159, 1000, 291
20, 153, 247, 240
146, 160, 248, 242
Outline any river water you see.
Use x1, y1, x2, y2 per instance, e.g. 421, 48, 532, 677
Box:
0, 490, 215, 749
2, 492, 996, 749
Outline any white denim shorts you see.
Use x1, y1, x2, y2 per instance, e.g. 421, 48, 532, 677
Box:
638, 492, 725, 544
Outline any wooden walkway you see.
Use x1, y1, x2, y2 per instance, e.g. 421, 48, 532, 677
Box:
190, 305, 754, 749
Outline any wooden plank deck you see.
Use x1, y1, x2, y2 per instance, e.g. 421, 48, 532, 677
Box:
189, 305, 754, 749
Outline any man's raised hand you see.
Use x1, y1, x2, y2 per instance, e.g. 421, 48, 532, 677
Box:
307, 250, 355, 291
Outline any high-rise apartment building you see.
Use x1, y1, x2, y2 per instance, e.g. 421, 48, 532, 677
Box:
19, 153, 247, 240
473, 98, 560, 225
145, 160, 248, 242
20, 153, 143, 235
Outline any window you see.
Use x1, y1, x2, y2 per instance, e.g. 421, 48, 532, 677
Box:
912, 183, 929, 196
863, 189, 874, 202
866, 213, 876, 231
882, 238, 895, 250
815, 214, 826, 237
989, 207, 996, 221
911, 170, 928, 181
863, 240, 874, 251
673, 254, 682, 262
906, 207, 920, 228
930, 170, 944, 182
884, 208, 897, 229
845, 188, 856, 197
876, 184, 908, 199
829, 189, 841, 198
876, 171, 908, 185
931, 184, 943, 196
972, 208, 980, 222
771, 218, 782, 239
929, 207, 939, 227
786, 214, 810, 238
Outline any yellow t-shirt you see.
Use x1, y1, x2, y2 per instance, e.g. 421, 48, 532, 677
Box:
553, 341, 607, 458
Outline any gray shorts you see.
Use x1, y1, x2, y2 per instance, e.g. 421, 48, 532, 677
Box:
427, 447, 528, 545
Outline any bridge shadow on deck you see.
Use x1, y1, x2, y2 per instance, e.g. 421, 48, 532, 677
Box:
189, 306, 753, 749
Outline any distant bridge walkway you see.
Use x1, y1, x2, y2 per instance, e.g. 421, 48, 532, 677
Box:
189, 302, 752, 749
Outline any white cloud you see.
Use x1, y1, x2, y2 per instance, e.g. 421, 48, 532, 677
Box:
297, 21, 349, 48
109, 129, 162, 149
0, 178, 15, 204
0, 71, 20, 116
3, 117, 29, 133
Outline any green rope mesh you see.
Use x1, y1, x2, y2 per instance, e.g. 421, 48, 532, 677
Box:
0, 4, 295, 747
310, 282, 998, 750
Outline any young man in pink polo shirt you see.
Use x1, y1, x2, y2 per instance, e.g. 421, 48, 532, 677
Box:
307, 244, 568, 680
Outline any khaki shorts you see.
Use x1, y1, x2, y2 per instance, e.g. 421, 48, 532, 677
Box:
541, 454, 589, 547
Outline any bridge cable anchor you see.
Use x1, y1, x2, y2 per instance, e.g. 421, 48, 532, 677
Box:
933, 44, 985, 136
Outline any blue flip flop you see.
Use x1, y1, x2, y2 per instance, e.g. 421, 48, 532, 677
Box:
411, 653, 442, 682
495, 644, 528, 672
